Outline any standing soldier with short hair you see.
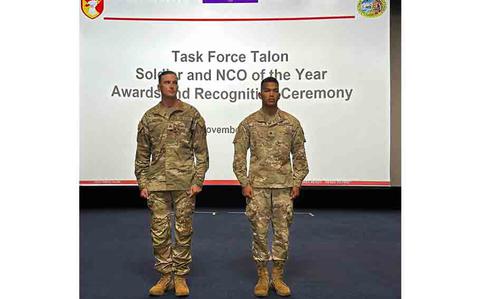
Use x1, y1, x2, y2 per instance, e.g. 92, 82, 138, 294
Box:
233, 77, 309, 297
135, 70, 209, 297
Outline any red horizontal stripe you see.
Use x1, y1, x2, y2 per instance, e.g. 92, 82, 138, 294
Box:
103, 15, 355, 22
205, 180, 241, 185
80, 180, 138, 185
80, 180, 390, 187
302, 181, 391, 186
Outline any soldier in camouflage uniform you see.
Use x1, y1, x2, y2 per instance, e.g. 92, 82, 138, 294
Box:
233, 77, 309, 297
135, 71, 209, 297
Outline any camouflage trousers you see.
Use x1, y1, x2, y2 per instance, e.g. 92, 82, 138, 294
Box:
246, 188, 294, 264
147, 190, 195, 276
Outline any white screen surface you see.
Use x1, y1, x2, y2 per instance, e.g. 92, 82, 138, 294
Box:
80, 0, 390, 186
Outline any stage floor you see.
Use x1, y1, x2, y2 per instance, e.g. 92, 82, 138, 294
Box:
80, 208, 400, 299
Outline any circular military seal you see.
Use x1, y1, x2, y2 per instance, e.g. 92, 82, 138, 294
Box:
357, 0, 387, 18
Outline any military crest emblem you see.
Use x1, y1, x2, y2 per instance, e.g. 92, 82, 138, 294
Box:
357, 0, 387, 18
81, 0, 104, 19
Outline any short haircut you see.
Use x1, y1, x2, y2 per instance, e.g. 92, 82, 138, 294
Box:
260, 77, 279, 90
159, 70, 177, 83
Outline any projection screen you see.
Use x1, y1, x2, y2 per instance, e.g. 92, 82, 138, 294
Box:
80, 0, 390, 186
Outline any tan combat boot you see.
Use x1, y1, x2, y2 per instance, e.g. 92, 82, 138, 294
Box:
174, 275, 190, 297
149, 274, 173, 296
254, 262, 269, 297
271, 262, 291, 296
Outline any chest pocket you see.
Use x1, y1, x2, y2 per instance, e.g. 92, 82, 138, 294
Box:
170, 116, 194, 144
275, 124, 294, 156
250, 124, 269, 149
148, 120, 167, 147
275, 123, 294, 145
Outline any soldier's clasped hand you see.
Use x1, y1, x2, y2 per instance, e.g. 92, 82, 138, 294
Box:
140, 188, 149, 199
242, 185, 253, 199
290, 186, 300, 200
188, 185, 202, 198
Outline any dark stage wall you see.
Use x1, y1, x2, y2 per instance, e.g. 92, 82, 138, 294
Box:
80, 186, 400, 210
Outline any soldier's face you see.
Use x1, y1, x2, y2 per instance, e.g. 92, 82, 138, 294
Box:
259, 82, 280, 107
158, 74, 178, 98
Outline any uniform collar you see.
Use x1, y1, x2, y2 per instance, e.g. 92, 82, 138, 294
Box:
152, 100, 185, 118
255, 108, 284, 125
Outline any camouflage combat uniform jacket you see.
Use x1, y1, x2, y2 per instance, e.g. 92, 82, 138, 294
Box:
233, 109, 309, 188
135, 101, 209, 191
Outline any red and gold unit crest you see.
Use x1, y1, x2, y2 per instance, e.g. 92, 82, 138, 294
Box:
81, 0, 104, 19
